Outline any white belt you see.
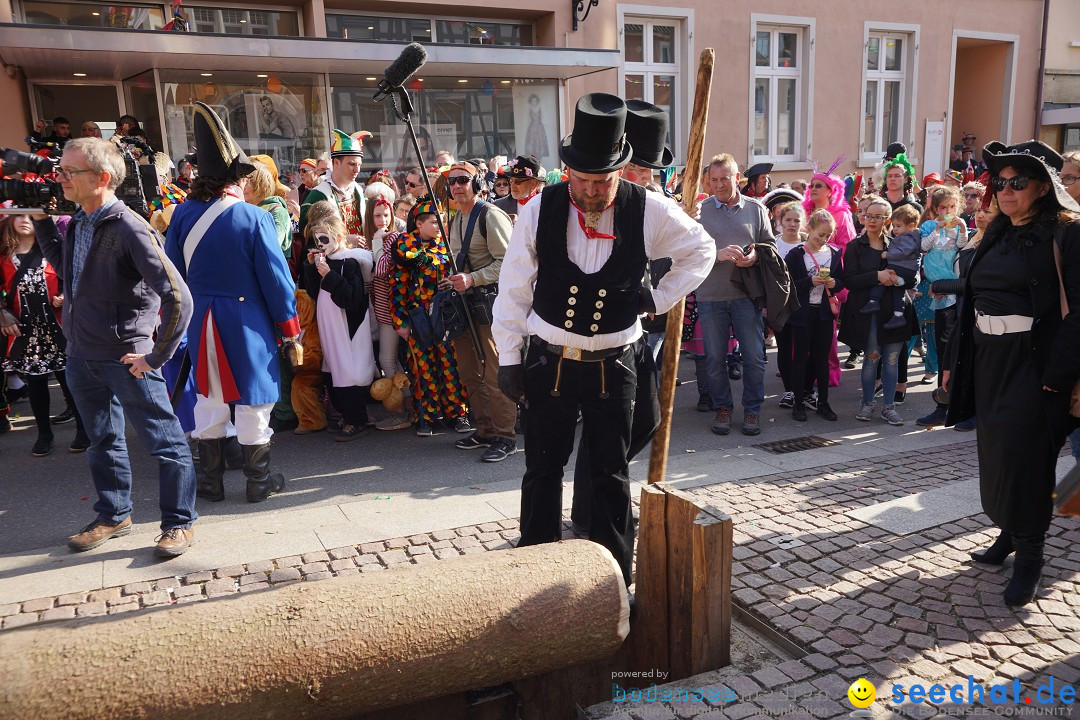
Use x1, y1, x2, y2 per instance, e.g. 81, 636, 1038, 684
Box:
975, 312, 1033, 335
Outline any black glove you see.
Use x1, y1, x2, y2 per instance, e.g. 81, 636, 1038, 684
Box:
637, 287, 657, 314
498, 365, 526, 404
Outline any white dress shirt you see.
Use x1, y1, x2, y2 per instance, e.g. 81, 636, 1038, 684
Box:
493, 189, 716, 365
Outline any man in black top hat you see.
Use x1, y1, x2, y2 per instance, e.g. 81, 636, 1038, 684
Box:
742, 162, 773, 198
493, 155, 545, 223
492, 93, 714, 586
621, 100, 674, 186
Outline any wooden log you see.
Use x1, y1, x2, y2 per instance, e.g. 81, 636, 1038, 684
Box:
648, 47, 715, 487
628, 484, 670, 676
0, 541, 629, 720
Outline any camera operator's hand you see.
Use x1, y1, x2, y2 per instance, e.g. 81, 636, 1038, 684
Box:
120, 353, 153, 379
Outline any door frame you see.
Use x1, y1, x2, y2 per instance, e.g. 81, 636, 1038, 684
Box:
27, 79, 126, 130
944, 29, 1018, 172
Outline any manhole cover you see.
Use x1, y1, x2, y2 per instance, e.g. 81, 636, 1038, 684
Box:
753, 435, 839, 455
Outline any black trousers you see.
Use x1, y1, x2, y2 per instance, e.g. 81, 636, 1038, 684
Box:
570, 337, 658, 538
520, 340, 638, 587
321, 373, 369, 427
791, 311, 833, 405
27, 370, 84, 439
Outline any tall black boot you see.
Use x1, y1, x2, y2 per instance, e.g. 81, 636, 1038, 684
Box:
1004, 532, 1044, 607
225, 435, 244, 471
243, 443, 286, 503
970, 532, 1013, 565
196, 437, 227, 502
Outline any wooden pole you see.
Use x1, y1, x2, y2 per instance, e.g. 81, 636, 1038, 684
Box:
647, 48, 715, 485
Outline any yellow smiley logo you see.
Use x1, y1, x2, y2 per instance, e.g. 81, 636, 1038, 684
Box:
847, 678, 877, 709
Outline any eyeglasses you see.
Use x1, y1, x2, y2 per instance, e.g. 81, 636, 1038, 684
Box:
809, 182, 829, 190
55, 167, 95, 180
864, 214, 889, 222
1062, 174, 1078, 187
991, 175, 1032, 192
447, 175, 473, 186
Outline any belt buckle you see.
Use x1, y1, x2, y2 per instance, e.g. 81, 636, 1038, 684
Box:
561, 346, 582, 361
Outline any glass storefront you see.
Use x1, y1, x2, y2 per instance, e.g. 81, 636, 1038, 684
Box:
330, 76, 559, 182
22, 1, 165, 29
125, 69, 163, 151
186, 6, 300, 36
158, 70, 327, 183
326, 14, 531, 46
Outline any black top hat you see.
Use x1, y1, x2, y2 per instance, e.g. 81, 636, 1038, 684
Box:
506, 155, 544, 181
193, 102, 254, 182
559, 93, 633, 174
982, 140, 1080, 212
884, 142, 907, 162
625, 100, 674, 170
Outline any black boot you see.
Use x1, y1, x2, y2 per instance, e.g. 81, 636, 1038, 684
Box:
1004, 556, 1043, 607
225, 435, 244, 471
970, 532, 1013, 565
196, 437, 227, 502
243, 443, 286, 503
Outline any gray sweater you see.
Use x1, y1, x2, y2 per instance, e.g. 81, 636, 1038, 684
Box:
695, 195, 776, 302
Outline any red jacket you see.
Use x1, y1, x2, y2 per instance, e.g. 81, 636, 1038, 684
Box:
1, 252, 61, 354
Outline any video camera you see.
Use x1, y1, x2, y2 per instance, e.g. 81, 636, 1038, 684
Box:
0, 147, 77, 215
112, 136, 162, 218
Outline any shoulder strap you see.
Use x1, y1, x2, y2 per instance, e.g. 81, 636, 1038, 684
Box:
1053, 225, 1069, 319
455, 200, 487, 272
182, 196, 240, 271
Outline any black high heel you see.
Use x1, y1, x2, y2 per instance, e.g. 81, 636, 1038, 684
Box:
970, 533, 1014, 565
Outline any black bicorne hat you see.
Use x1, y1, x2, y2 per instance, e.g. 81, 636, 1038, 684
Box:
625, 100, 674, 170
192, 102, 254, 182
744, 162, 774, 181
559, 93, 633, 174
982, 139, 1079, 213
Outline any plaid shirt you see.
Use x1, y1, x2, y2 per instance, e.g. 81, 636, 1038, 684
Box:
70, 196, 119, 298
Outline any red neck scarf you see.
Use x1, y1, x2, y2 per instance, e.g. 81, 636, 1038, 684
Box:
569, 195, 616, 240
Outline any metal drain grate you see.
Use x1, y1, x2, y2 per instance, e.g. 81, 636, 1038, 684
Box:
753, 435, 839, 454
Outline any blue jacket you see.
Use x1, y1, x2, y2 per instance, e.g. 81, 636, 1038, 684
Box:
165, 198, 298, 405
34, 203, 192, 369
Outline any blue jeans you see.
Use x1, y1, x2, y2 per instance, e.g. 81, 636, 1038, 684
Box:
861, 322, 903, 405
1070, 428, 1080, 462
699, 298, 765, 414
66, 357, 197, 531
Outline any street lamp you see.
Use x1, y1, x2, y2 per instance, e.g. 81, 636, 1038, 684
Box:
572, 0, 599, 31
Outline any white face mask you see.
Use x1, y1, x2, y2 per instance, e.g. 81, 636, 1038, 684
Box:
315, 233, 335, 252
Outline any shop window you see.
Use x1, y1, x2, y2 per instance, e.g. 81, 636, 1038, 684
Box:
434, 20, 531, 46
187, 5, 299, 36
621, 17, 683, 162
751, 21, 809, 162
21, 1, 165, 29
330, 76, 558, 185
159, 70, 327, 182
861, 27, 917, 164
325, 15, 531, 46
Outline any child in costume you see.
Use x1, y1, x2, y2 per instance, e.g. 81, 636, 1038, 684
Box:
290, 288, 326, 434
861, 203, 922, 329
389, 200, 468, 436
302, 202, 376, 442
919, 185, 968, 315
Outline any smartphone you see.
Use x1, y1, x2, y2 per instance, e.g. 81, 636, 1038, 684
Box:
741, 244, 754, 256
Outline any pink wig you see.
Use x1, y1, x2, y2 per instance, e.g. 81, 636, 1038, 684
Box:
802, 172, 856, 249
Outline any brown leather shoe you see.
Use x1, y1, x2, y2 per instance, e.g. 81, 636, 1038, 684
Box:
68, 517, 133, 552
154, 527, 194, 558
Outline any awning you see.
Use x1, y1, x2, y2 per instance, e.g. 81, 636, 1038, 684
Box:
0, 24, 619, 81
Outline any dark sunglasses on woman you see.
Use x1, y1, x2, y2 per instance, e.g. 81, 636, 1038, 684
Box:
991, 175, 1032, 192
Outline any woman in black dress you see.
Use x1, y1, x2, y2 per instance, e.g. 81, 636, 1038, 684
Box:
945, 141, 1080, 607
0, 214, 88, 456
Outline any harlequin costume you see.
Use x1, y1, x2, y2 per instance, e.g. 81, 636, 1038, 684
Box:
389, 201, 468, 430
298, 129, 370, 238
164, 102, 299, 504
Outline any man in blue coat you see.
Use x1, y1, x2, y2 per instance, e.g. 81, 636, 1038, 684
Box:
165, 102, 300, 503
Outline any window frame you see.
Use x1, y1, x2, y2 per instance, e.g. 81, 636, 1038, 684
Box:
748, 14, 815, 169
858, 21, 921, 167
184, 3, 303, 36
323, 10, 533, 46
617, 4, 694, 167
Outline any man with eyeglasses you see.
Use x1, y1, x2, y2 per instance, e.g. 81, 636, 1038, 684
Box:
297, 158, 319, 205
492, 155, 545, 224
31, 137, 197, 557
402, 167, 427, 197
442, 161, 517, 461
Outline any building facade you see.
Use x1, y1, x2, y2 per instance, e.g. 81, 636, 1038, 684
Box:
0, 0, 1048, 186
1038, 0, 1080, 152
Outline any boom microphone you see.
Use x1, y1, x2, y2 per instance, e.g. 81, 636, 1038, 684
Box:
373, 43, 428, 100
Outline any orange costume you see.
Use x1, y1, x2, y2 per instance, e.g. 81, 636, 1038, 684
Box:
290, 289, 326, 431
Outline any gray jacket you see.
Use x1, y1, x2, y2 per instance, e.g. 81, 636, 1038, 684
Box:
34, 202, 192, 369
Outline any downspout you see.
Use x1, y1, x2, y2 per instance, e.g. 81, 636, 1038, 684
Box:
1033, 0, 1050, 138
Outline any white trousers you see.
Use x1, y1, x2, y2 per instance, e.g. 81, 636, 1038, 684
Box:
191, 310, 274, 445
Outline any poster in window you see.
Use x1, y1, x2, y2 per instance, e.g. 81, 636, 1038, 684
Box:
380, 123, 458, 171
244, 91, 303, 171
512, 84, 558, 172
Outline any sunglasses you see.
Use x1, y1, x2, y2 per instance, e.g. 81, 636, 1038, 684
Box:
991, 175, 1032, 192
447, 175, 473, 186
809, 182, 829, 190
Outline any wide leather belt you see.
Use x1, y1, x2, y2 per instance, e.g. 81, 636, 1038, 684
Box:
531, 336, 627, 362
974, 312, 1033, 335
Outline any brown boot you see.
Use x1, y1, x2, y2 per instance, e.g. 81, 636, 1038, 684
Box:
68, 517, 133, 552
154, 527, 194, 558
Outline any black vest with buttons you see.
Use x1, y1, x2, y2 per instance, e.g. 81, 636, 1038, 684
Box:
533, 180, 648, 338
